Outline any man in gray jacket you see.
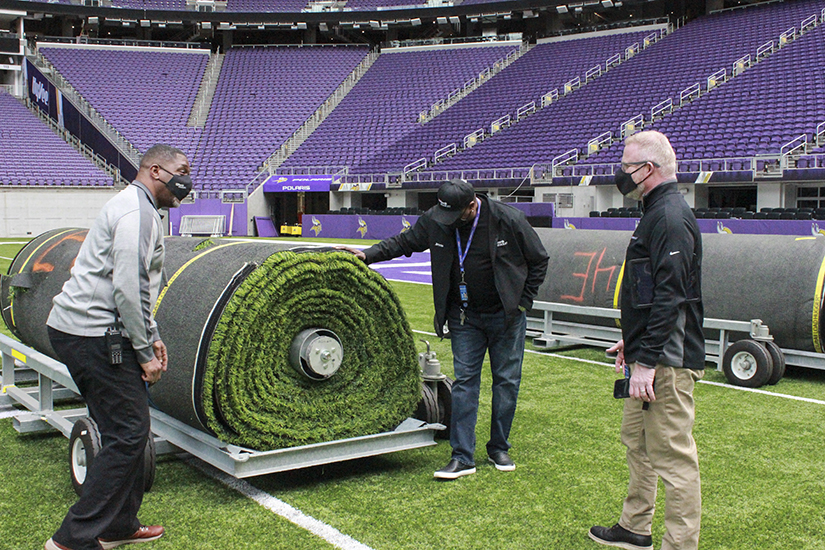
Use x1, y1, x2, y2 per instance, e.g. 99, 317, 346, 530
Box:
44, 144, 192, 550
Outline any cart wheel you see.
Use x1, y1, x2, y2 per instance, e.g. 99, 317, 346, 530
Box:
70, 417, 101, 497
722, 339, 774, 388
764, 341, 786, 385
414, 383, 439, 424
143, 435, 156, 493
435, 378, 453, 440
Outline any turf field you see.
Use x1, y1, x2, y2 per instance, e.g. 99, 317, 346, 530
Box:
2, 237, 825, 550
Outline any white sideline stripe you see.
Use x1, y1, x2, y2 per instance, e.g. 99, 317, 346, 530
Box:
232, 238, 368, 249
0, 255, 14, 261
385, 278, 430, 286
411, 329, 825, 406
698, 380, 825, 405
189, 459, 375, 550
371, 262, 431, 269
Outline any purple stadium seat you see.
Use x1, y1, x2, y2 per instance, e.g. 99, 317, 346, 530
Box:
0, 90, 112, 187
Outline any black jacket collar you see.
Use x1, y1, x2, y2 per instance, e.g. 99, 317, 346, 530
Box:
642, 180, 679, 210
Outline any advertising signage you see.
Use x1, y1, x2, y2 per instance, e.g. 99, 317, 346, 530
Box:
262, 174, 337, 193
25, 59, 58, 120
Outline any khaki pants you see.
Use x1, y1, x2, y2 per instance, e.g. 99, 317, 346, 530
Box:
619, 365, 703, 550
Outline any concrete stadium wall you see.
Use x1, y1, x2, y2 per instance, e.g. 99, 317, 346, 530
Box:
0, 187, 118, 238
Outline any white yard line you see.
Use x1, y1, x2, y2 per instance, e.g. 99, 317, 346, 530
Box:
371, 262, 432, 269
189, 459, 375, 550
697, 380, 825, 405
385, 278, 431, 286
412, 329, 825, 405
0, 407, 20, 419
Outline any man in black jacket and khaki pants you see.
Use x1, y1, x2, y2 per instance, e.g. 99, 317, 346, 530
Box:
590, 131, 704, 550
340, 179, 548, 479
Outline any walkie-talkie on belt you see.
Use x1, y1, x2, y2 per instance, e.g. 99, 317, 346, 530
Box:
105, 327, 123, 365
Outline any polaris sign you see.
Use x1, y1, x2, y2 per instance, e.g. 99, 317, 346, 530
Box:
262, 175, 337, 193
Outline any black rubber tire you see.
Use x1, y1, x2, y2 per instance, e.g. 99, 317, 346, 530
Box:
143, 435, 156, 493
414, 383, 439, 425
435, 377, 453, 440
722, 339, 774, 388
70, 417, 156, 495
69, 417, 101, 497
764, 341, 786, 385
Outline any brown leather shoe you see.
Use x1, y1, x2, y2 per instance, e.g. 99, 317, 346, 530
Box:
99, 525, 164, 549
44, 538, 75, 550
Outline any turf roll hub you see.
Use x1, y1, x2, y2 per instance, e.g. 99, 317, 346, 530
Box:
1, 232, 421, 451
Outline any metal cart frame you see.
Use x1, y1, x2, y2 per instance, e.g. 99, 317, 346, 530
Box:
0, 334, 441, 479
526, 300, 825, 372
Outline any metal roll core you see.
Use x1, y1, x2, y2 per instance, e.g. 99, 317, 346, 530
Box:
289, 328, 343, 380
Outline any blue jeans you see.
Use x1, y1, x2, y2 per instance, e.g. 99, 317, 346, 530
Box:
447, 306, 527, 466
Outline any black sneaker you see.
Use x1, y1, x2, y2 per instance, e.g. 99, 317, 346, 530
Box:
433, 459, 476, 480
487, 451, 516, 471
588, 524, 653, 550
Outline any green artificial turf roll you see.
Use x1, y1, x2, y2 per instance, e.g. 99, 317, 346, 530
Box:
200, 250, 421, 450
2, 232, 421, 452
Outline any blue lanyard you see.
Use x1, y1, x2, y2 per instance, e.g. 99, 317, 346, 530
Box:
455, 198, 481, 281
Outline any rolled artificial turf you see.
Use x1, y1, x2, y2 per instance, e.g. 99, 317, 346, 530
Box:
2, 232, 422, 452
200, 250, 421, 450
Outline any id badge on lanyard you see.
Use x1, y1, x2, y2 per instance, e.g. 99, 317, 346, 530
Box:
456, 198, 480, 325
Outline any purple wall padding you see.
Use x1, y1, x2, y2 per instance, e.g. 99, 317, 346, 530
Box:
301, 214, 419, 240
254, 217, 278, 237
552, 217, 825, 236
510, 202, 555, 217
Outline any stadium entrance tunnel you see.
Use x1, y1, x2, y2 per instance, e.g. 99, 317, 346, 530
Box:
2, 231, 422, 451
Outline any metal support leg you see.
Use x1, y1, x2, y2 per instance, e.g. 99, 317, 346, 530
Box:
38, 372, 54, 414
1, 351, 16, 407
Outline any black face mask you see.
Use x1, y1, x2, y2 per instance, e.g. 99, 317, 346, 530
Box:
451, 217, 473, 230
614, 164, 648, 196
159, 166, 193, 201
166, 174, 193, 201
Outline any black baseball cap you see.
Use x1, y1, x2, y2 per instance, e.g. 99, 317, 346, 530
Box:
431, 179, 476, 226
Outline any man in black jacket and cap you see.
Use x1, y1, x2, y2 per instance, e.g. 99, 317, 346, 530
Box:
340, 179, 548, 479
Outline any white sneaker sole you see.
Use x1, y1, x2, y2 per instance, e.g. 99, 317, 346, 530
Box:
587, 530, 653, 550
99, 533, 163, 550
488, 457, 516, 471
433, 466, 476, 479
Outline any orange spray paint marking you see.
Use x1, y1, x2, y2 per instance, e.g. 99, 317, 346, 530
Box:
560, 248, 619, 303
31, 231, 86, 273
